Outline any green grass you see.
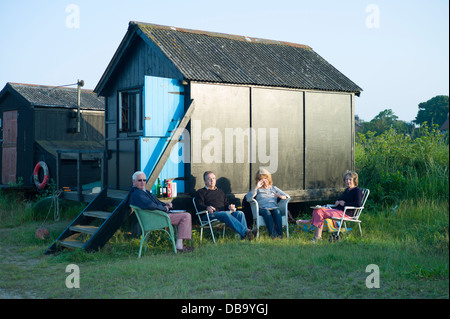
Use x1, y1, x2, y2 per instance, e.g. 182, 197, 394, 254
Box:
0, 198, 448, 299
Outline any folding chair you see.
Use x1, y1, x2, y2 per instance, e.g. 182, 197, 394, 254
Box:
331, 188, 370, 237
130, 205, 177, 257
248, 197, 291, 238
192, 197, 226, 244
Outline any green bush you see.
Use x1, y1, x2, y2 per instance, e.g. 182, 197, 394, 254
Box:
356, 124, 449, 206
0, 181, 85, 227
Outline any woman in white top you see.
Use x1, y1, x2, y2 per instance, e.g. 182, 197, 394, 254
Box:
245, 168, 289, 239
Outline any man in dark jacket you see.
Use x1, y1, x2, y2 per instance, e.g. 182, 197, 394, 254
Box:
129, 171, 193, 252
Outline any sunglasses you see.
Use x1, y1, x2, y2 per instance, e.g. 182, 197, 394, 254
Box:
136, 179, 146, 182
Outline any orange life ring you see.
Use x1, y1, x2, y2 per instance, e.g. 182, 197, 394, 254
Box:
33, 161, 49, 190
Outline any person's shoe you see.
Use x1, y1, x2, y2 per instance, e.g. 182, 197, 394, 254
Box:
311, 236, 322, 243
244, 229, 254, 241
329, 233, 341, 242
177, 245, 194, 253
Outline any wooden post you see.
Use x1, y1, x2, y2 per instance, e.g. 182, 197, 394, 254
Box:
77, 152, 82, 202
101, 150, 105, 189
56, 152, 61, 190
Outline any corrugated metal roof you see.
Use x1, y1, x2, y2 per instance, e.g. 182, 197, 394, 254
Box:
4, 83, 104, 110
134, 22, 362, 94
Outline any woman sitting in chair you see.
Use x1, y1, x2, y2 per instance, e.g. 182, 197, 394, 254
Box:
311, 170, 362, 242
245, 168, 289, 239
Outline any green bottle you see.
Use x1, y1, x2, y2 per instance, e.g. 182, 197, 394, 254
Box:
156, 177, 162, 198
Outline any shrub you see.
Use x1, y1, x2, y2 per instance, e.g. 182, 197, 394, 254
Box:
356, 125, 449, 206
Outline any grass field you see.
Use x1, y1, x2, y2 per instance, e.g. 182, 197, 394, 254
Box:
0, 198, 448, 300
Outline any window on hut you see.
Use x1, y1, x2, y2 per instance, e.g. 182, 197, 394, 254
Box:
119, 90, 142, 133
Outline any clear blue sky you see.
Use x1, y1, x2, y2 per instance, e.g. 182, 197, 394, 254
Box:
0, 0, 448, 122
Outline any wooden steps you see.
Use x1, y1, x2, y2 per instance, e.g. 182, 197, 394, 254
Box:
69, 225, 99, 235
83, 210, 111, 219
45, 188, 131, 254
58, 240, 85, 249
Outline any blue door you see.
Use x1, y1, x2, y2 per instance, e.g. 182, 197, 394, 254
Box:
140, 76, 185, 192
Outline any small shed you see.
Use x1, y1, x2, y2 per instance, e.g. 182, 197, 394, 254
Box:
0, 83, 105, 189
94, 21, 362, 203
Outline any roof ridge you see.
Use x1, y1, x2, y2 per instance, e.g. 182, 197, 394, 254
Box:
131, 21, 312, 50
8, 82, 96, 93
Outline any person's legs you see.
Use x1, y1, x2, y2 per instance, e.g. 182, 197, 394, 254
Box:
211, 211, 248, 238
312, 208, 347, 241
231, 211, 247, 229
259, 208, 275, 237
169, 212, 192, 250
270, 208, 283, 237
233, 211, 258, 239
314, 225, 323, 241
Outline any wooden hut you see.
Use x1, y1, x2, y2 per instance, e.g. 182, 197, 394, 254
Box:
94, 21, 362, 203
45, 21, 364, 254
0, 82, 105, 190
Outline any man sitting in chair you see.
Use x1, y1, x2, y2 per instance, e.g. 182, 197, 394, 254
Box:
195, 171, 257, 240
129, 171, 194, 253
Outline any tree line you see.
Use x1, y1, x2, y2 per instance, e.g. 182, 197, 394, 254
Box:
356, 95, 449, 138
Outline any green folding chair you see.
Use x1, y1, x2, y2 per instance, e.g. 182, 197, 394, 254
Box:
130, 205, 177, 257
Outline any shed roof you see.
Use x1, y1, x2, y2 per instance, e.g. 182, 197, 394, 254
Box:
36, 140, 104, 160
0, 83, 104, 110
95, 22, 362, 95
